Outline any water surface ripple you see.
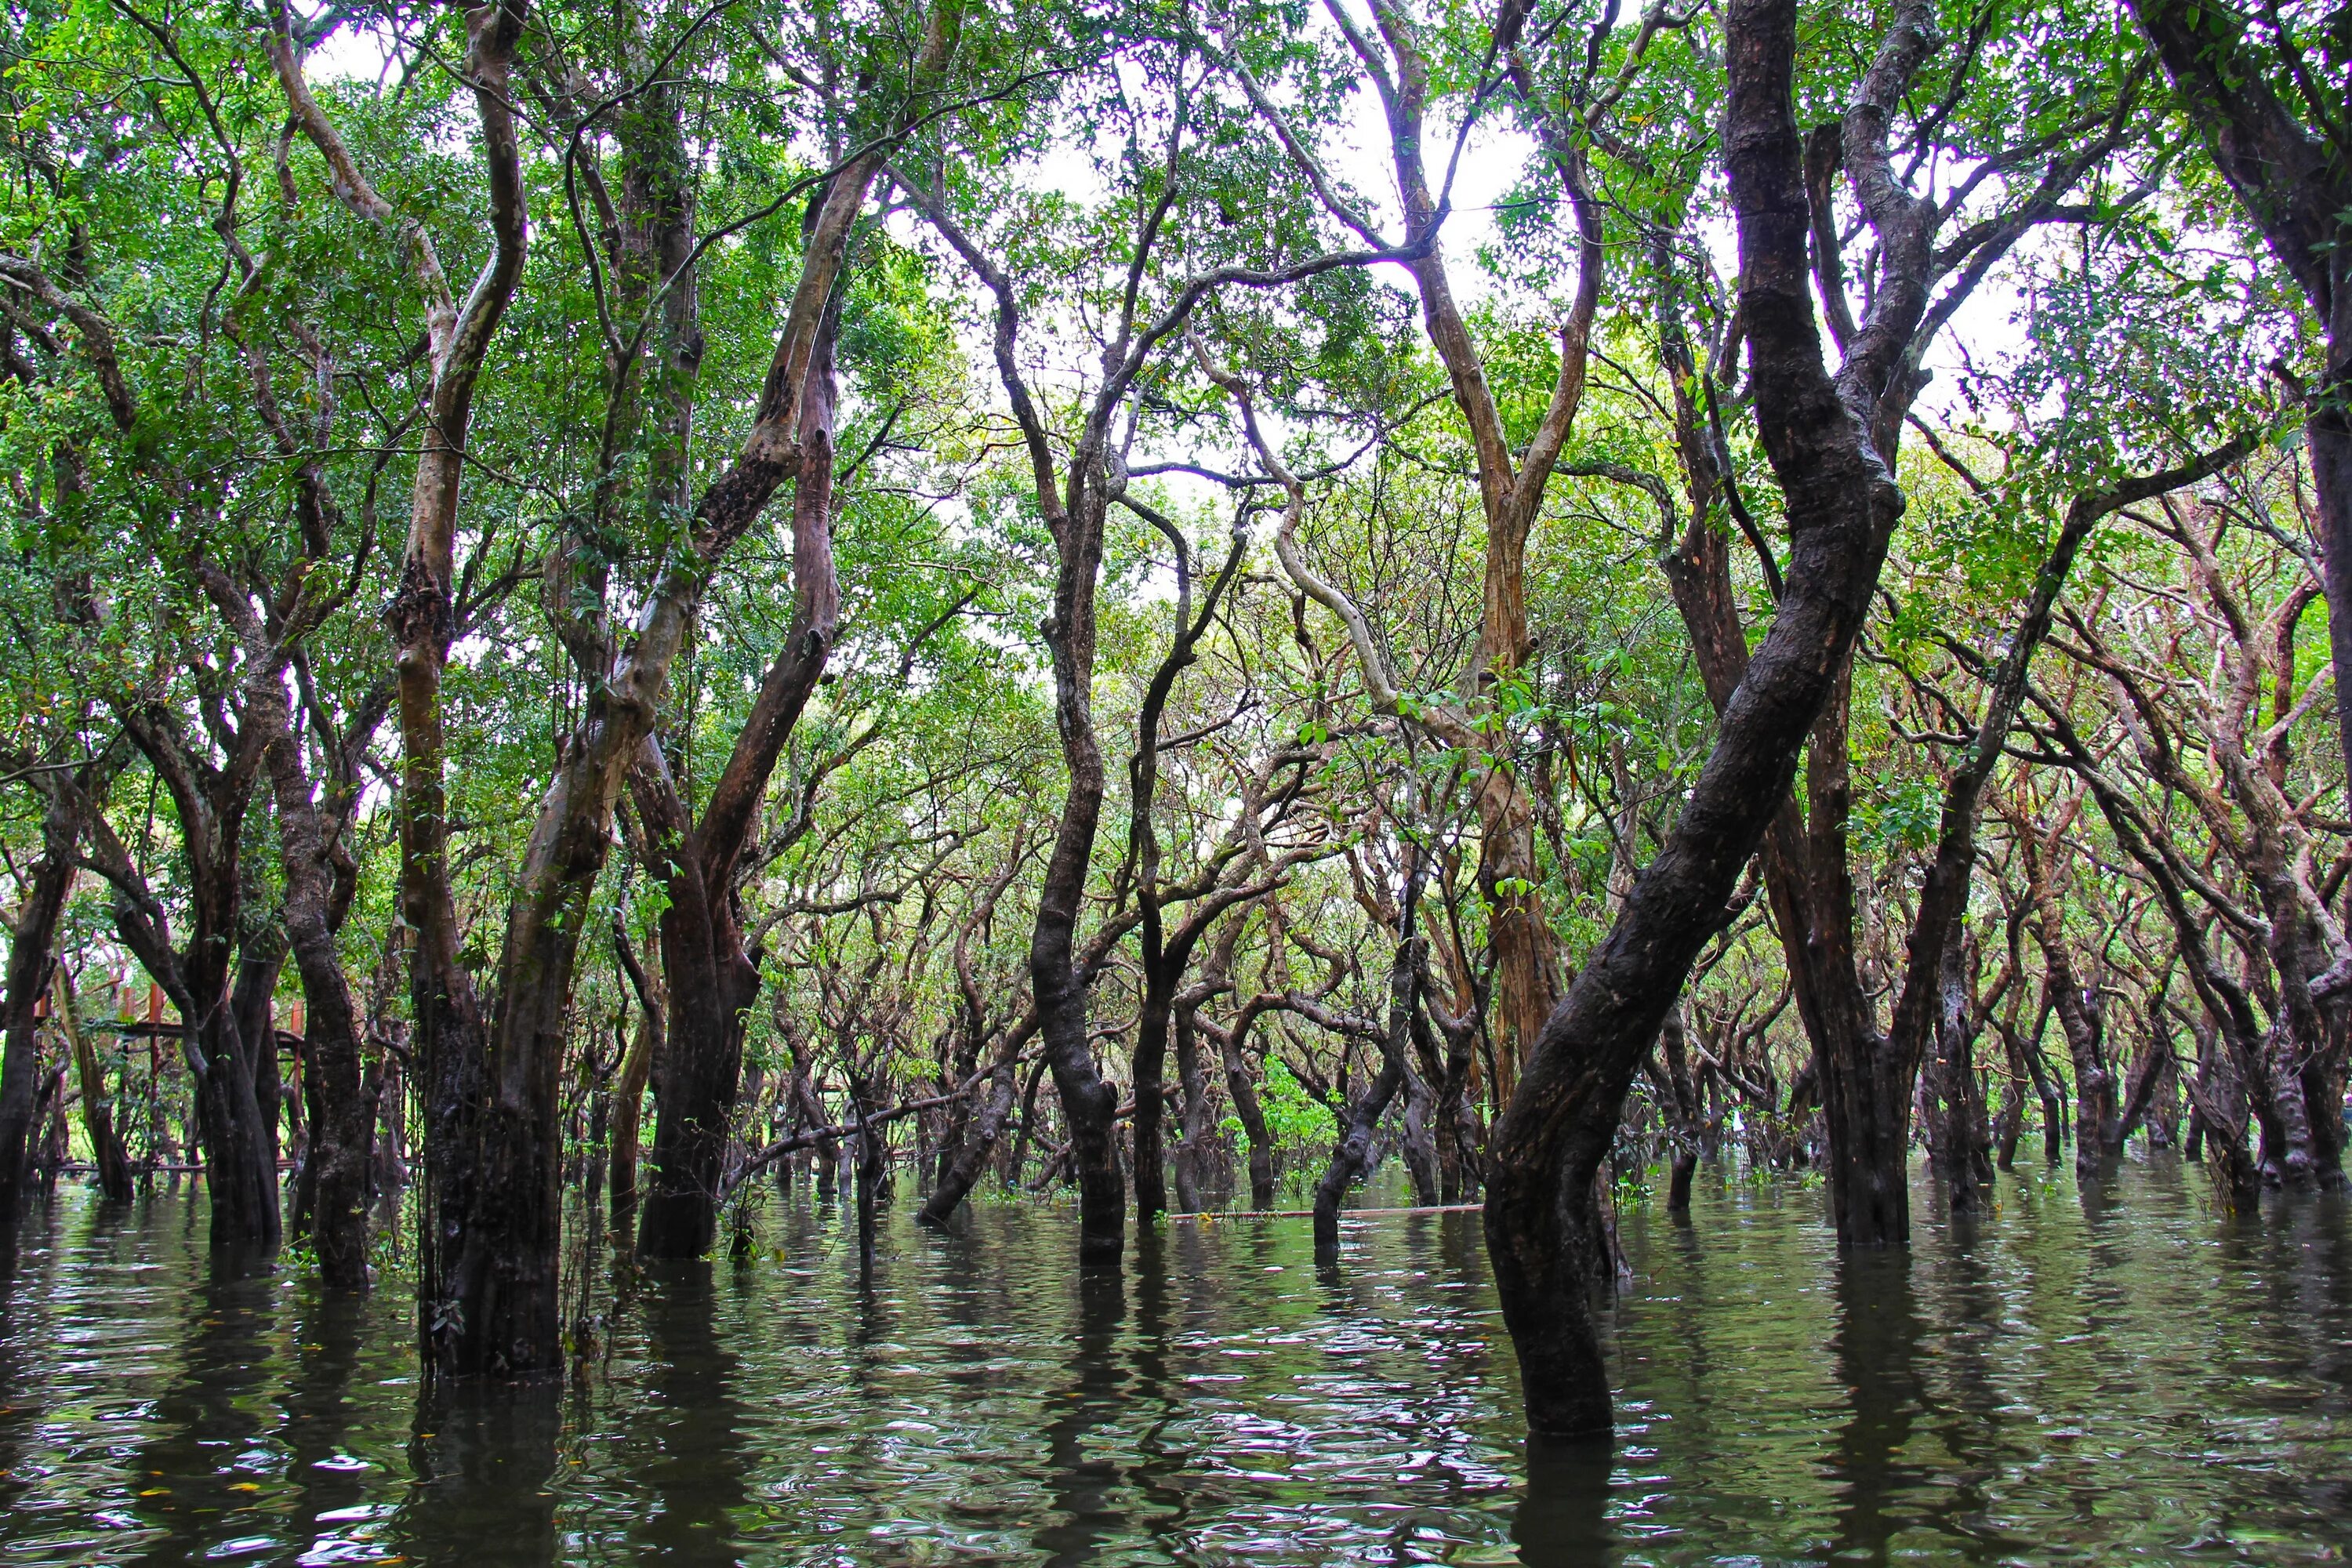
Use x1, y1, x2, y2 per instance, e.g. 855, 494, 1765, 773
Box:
1, 1157, 2347, 1564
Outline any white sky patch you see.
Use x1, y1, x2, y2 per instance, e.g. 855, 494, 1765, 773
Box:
305, 15, 403, 85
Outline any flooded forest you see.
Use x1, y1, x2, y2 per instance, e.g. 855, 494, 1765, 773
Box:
1, 0, 2350, 1560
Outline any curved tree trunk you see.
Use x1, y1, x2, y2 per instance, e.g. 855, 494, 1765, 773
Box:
1312, 1054, 1404, 1254
1025, 458, 1124, 1258
1131, 981, 1177, 1226
1171, 1004, 1213, 1212
1927, 929, 1988, 1214
1485, 0, 1907, 1436
920, 1059, 1019, 1225
1652, 1009, 1702, 1219
187, 981, 283, 1259
636, 197, 842, 1262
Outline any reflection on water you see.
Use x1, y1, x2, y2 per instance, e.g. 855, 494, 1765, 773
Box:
1, 1156, 2347, 1564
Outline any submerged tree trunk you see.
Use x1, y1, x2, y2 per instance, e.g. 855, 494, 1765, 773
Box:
1314, 855, 1426, 1252
263, 695, 386, 1288
916, 835, 1033, 1227
1926, 929, 1989, 1214
78, 777, 281, 1261
56, 970, 132, 1205
426, 71, 920, 1364
920, 1058, 1019, 1225
1313, 1052, 1404, 1254
636, 177, 841, 1264
609, 926, 664, 1233
1022, 434, 1132, 1260
2030, 857, 2119, 1181
185, 960, 283, 1260
0, 794, 80, 1265
1215, 1004, 1278, 1210
270, 0, 531, 1374
1123, 525, 1249, 1228
1485, 0, 1908, 1437
1653, 1009, 1702, 1218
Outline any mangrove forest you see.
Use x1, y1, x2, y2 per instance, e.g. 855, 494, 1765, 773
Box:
0, 0, 2348, 1559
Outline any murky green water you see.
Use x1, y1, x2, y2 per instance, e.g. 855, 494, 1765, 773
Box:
1, 1156, 2347, 1565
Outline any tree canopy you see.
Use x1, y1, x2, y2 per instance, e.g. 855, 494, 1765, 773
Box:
0, 0, 2346, 1439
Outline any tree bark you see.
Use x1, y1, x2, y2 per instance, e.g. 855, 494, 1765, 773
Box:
1926, 929, 1989, 1213
1314, 873, 1422, 1254
1171, 1003, 1212, 1211
916, 832, 1033, 1225
1124, 520, 1249, 1227
55, 968, 132, 1205
0, 811, 78, 1263
920, 1059, 1019, 1225
274, 0, 535, 1374
263, 686, 386, 1288
609, 922, 663, 1232
1484, 0, 1906, 1437
634, 159, 841, 1265
382, 1, 954, 1363
1217, 1007, 1278, 1210
1653, 1009, 1702, 1218
78, 749, 281, 1261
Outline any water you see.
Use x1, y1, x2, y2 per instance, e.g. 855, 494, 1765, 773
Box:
1, 1157, 2347, 1565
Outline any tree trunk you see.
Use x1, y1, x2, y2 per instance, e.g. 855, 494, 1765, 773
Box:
1928, 929, 1986, 1214
1313, 1054, 1404, 1254
920, 1059, 1018, 1225
1171, 1005, 1211, 1212
1316, 859, 1426, 1250
608, 930, 663, 1232
1396, 1071, 1443, 1208
1653, 1009, 1703, 1219
1797, 687, 1919, 1247
0, 818, 76, 1266
1216, 1011, 1277, 1209
1029, 459, 1126, 1259
305, 0, 535, 1381
1419, 979, 1485, 1203
638, 217, 844, 1261
2038, 917, 2118, 1181
269, 884, 358, 1279
265, 720, 379, 1288
633, 760, 762, 1259
370, 1050, 407, 1223
1485, 0, 1907, 1436
1131, 981, 1176, 1228
184, 975, 282, 1258
2019, 996, 2064, 1165
56, 970, 132, 1205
